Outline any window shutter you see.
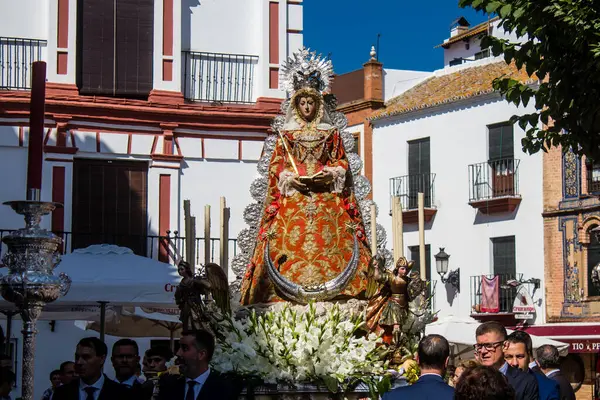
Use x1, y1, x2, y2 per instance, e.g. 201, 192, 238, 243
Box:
79, 0, 115, 95
115, 0, 154, 97
489, 123, 514, 161
78, 0, 153, 97
72, 159, 148, 255
492, 236, 516, 277
408, 138, 430, 176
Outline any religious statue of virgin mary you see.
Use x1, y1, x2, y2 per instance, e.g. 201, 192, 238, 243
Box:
233, 48, 389, 306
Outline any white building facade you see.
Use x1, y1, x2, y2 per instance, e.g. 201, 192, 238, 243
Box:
0, 0, 302, 395
370, 53, 545, 325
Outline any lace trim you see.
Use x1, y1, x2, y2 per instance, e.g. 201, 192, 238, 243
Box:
278, 170, 298, 197
323, 166, 346, 193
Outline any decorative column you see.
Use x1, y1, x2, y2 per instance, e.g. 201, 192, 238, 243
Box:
1, 62, 71, 400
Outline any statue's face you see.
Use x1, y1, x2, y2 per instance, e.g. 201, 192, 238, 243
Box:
397, 266, 407, 277
297, 96, 317, 122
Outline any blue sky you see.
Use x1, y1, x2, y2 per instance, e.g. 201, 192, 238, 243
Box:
303, 1, 489, 74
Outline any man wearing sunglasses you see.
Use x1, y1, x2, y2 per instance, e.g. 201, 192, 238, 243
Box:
474, 321, 538, 400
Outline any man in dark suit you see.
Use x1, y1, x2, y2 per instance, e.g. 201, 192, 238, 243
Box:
474, 321, 538, 400
111, 338, 148, 399
383, 334, 454, 400
112, 339, 142, 387
504, 331, 560, 400
156, 330, 239, 400
53, 337, 128, 400
536, 344, 576, 400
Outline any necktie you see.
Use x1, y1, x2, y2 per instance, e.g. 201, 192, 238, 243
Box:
185, 381, 197, 400
84, 387, 97, 400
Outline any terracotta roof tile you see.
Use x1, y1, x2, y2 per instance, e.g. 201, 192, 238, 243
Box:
369, 61, 537, 121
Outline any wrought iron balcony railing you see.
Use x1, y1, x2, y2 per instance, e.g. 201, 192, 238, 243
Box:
470, 273, 522, 314
183, 51, 259, 104
0, 230, 238, 266
389, 173, 436, 213
0, 37, 46, 90
468, 158, 520, 202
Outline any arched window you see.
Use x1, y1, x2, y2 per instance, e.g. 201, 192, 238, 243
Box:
587, 226, 600, 297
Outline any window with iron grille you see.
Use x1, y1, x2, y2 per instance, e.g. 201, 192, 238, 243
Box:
475, 48, 491, 60
77, 0, 153, 98
491, 236, 516, 277
449, 58, 463, 66
588, 229, 600, 297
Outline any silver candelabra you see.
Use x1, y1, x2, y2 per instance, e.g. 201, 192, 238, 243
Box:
0, 200, 71, 400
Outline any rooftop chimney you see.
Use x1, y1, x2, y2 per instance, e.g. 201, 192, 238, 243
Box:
450, 16, 470, 37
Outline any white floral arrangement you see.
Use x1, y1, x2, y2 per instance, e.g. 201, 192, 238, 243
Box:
211, 302, 390, 395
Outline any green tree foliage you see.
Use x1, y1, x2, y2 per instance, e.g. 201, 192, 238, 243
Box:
459, 0, 600, 158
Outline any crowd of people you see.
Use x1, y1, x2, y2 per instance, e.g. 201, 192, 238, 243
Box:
29, 330, 238, 400
0, 320, 579, 400
384, 321, 576, 400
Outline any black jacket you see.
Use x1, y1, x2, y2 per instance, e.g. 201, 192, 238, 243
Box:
504, 365, 539, 400
52, 375, 129, 400
156, 371, 240, 400
547, 370, 576, 400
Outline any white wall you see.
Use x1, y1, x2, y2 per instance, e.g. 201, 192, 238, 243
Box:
383, 69, 431, 101
0, 0, 47, 40
372, 97, 545, 322
183, 0, 261, 55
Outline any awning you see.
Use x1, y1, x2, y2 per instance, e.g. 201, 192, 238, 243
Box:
520, 323, 600, 353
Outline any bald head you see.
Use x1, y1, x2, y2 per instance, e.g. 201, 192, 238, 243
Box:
418, 334, 450, 372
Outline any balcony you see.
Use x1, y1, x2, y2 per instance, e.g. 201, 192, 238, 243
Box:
468, 159, 521, 214
183, 51, 259, 104
0, 37, 46, 90
470, 273, 521, 323
389, 173, 437, 223
0, 230, 238, 266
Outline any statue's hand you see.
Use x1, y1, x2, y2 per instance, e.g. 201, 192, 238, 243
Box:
311, 171, 334, 187
290, 177, 309, 193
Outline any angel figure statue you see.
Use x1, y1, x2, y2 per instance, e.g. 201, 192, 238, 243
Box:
365, 255, 425, 345
240, 49, 372, 305
175, 260, 230, 332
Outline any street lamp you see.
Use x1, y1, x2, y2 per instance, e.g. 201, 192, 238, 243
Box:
435, 247, 460, 292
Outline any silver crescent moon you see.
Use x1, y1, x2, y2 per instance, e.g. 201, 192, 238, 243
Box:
265, 235, 360, 303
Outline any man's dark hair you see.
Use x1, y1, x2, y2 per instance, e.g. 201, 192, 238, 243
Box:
49, 369, 61, 380
77, 337, 108, 358
475, 321, 507, 340
535, 344, 561, 369
0, 368, 15, 385
183, 330, 215, 362
455, 365, 515, 400
506, 331, 533, 356
417, 334, 450, 370
112, 338, 139, 356
59, 361, 74, 373
145, 346, 173, 361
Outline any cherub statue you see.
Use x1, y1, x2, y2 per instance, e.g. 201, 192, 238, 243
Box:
365, 254, 425, 346
174, 260, 230, 332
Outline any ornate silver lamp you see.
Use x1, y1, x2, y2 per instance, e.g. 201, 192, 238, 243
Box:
1, 201, 71, 399
0, 61, 71, 400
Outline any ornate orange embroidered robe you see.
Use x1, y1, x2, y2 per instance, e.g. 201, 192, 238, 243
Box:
240, 127, 372, 305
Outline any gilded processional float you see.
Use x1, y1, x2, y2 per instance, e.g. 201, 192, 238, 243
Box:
170, 48, 435, 399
